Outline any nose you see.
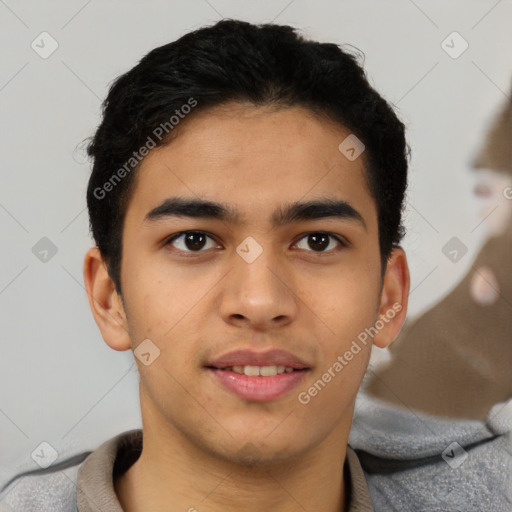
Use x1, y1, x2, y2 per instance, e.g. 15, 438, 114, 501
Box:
218, 243, 298, 331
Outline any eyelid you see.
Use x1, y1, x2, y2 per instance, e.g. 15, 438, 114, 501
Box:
164, 230, 221, 253
293, 231, 348, 249
164, 230, 348, 254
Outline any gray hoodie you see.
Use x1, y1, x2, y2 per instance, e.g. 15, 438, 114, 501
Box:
349, 385, 512, 511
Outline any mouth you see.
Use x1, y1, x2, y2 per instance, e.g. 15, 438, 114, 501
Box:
206, 364, 307, 376
205, 349, 311, 401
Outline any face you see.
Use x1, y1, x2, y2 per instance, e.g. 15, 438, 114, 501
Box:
85, 102, 408, 466
472, 168, 512, 237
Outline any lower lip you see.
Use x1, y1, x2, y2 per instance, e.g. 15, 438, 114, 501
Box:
208, 368, 309, 401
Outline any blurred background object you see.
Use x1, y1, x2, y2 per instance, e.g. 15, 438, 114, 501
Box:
366, 83, 512, 420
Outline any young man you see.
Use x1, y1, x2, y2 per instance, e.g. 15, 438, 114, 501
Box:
0, 19, 410, 511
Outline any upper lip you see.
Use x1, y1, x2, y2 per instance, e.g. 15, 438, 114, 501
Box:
207, 349, 310, 370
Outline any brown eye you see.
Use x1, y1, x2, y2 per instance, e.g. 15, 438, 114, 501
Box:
166, 231, 218, 253
295, 232, 345, 253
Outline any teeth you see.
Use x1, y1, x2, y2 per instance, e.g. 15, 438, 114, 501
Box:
228, 365, 295, 376
260, 366, 277, 376
244, 365, 261, 376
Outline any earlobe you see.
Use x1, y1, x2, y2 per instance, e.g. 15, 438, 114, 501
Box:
373, 247, 410, 349
83, 246, 132, 351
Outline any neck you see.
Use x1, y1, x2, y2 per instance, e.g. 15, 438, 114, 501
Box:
115, 400, 352, 512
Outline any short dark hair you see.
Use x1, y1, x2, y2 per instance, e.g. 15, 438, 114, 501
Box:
86, 19, 409, 296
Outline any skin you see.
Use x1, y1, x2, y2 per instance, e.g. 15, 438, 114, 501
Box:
83, 102, 410, 512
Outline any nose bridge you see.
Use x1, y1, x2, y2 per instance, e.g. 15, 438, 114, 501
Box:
235, 236, 286, 300
219, 235, 297, 326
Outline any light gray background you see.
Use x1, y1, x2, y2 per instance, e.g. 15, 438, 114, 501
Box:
1, 0, 511, 487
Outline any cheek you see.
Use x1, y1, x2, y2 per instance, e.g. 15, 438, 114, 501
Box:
130, 287, 201, 415
293, 337, 371, 444
310, 266, 380, 338
300, 266, 378, 408
123, 256, 195, 343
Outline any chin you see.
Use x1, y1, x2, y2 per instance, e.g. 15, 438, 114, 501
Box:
228, 443, 302, 468
197, 428, 304, 468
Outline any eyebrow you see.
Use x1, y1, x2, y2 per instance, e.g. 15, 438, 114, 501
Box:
143, 197, 367, 231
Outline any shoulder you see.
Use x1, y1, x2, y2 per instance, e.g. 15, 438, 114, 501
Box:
0, 451, 90, 512
351, 394, 512, 511
0, 429, 143, 512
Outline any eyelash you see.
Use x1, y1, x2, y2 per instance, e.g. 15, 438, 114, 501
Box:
163, 230, 348, 257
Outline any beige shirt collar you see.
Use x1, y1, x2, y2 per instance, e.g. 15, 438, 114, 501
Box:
77, 429, 373, 511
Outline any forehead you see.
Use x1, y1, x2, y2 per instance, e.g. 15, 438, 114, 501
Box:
124, 102, 375, 229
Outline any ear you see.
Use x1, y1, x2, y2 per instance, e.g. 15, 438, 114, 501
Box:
83, 246, 131, 351
373, 246, 410, 349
